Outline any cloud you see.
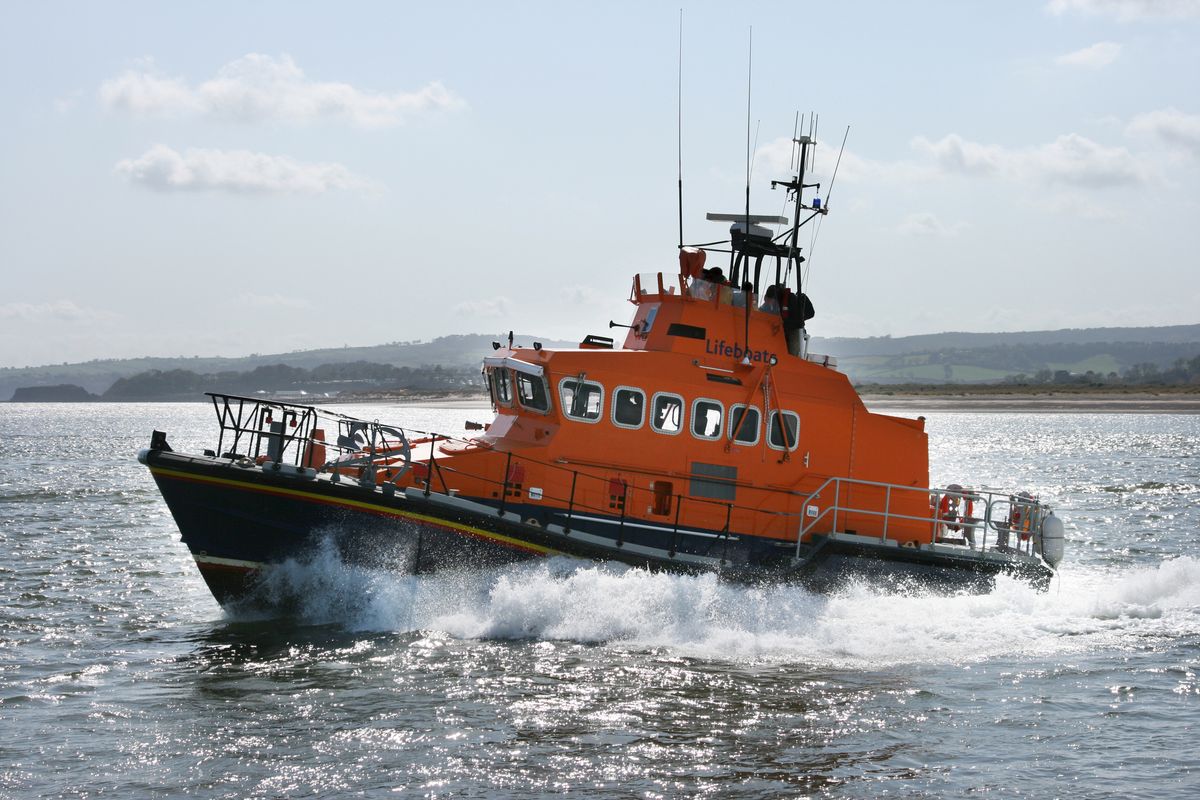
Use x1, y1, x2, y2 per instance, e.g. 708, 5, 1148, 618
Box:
1055, 41, 1122, 68
99, 54, 465, 127
894, 213, 967, 237
1046, 0, 1200, 20
114, 145, 370, 194
911, 134, 1005, 176
1127, 107, 1200, 157
99, 64, 200, 115
1019, 134, 1148, 186
0, 300, 119, 323
453, 297, 512, 318
912, 132, 1150, 187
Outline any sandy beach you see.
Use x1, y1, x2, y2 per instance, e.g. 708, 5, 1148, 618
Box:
331, 392, 491, 409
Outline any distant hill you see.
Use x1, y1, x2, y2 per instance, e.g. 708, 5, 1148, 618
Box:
811, 325, 1200, 385
4, 325, 1199, 399
99, 362, 483, 402
0, 334, 574, 401
814, 325, 1200, 356
10, 384, 99, 402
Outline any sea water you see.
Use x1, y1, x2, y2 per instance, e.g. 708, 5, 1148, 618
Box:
1, 403, 1197, 798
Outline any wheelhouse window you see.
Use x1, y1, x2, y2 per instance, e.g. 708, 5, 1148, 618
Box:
691, 398, 723, 440
651, 392, 684, 434
612, 386, 645, 429
515, 372, 550, 413
767, 410, 800, 451
488, 368, 512, 407
728, 404, 760, 445
559, 378, 604, 422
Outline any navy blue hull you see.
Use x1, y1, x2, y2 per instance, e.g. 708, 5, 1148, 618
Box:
142, 448, 1053, 607
146, 456, 552, 603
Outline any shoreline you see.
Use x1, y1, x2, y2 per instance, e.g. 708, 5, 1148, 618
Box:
368, 391, 1200, 413
8, 391, 1200, 414
860, 391, 1200, 414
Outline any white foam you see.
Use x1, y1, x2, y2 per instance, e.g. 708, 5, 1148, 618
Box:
241, 549, 1200, 669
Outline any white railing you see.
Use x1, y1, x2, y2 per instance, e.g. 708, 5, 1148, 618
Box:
794, 476, 1047, 560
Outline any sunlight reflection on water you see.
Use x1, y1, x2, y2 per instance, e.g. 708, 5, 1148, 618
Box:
2, 404, 1198, 798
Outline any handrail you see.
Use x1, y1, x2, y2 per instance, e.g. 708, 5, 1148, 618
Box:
203, 393, 798, 544
793, 475, 1046, 561
201, 392, 1048, 563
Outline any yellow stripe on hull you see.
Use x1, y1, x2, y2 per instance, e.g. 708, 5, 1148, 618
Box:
149, 465, 561, 558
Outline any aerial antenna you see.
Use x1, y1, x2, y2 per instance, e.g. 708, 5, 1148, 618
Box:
778, 111, 800, 238
741, 27, 753, 365
789, 111, 800, 171
744, 27, 753, 234
825, 125, 850, 208
676, 8, 684, 250
804, 126, 849, 290
810, 113, 819, 178
748, 120, 761, 182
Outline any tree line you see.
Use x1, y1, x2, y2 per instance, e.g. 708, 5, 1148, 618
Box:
1008, 354, 1200, 386
102, 361, 482, 400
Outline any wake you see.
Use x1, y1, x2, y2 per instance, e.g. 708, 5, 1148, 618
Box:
234, 543, 1200, 669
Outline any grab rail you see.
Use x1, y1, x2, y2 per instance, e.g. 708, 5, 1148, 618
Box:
202, 393, 806, 556
201, 393, 1048, 564
794, 476, 1046, 560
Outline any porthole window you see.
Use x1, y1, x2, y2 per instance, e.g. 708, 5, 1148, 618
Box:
728, 404, 760, 445
691, 398, 723, 440
559, 378, 604, 422
515, 372, 550, 413
651, 392, 685, 435
767, 410, 800, 451
612, 386, 645, 429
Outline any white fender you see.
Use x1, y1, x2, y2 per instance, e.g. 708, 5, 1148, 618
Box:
1038, 513, 1065, 568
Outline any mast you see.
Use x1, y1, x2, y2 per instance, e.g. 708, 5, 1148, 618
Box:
768, 126, 826, 357
787, 136, 810, 290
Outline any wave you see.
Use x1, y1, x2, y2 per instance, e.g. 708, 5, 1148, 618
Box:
236, 545, 1200, 669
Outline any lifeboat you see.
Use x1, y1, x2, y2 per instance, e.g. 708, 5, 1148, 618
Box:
138, 131, 1065, 607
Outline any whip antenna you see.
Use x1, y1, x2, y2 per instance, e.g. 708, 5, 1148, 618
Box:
825, 125, 850, 207
789, 111, 800, 170
749, 120, 761, 182
804, 125, 849, 289
779, 111, 800, 243
676, 8, 684, 250
744, 27, 752, 232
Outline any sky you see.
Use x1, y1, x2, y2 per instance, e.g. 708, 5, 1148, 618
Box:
1, 0, 1198, 368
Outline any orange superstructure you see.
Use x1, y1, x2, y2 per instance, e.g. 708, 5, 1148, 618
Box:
393, 253, 932, 549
